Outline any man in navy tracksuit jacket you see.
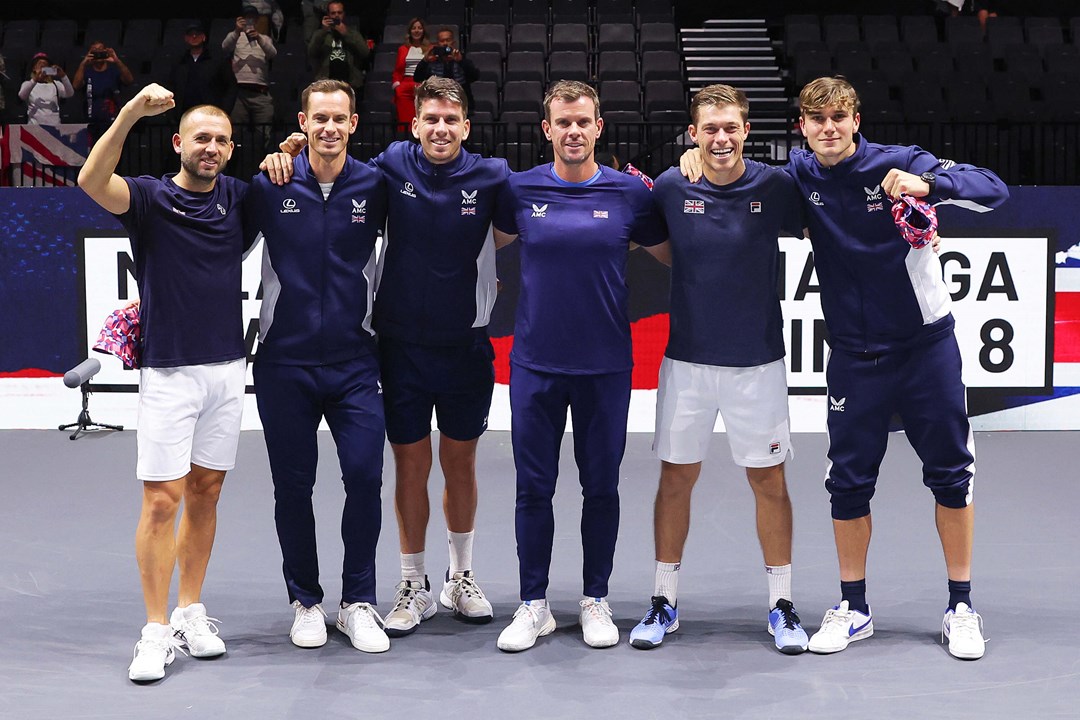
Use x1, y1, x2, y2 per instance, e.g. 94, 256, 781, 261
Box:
789, 77, 1008, 660
245, 79, 390, 654
372, 77, 511, 635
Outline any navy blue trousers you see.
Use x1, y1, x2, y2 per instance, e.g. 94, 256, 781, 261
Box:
254, 354, 385, 606
824, 331, 975, 520
510, 363, 631, 600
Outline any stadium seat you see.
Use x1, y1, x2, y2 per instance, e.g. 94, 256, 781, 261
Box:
551, 0, 589, 25
640, 23, 677, 53
505, 51, 546, 83
470, 80, 499, 115
472, 0, 511, 26
597, 51, 638, 82
550, 23, 588, 53
644, 80, 684, 117
385, 0, 429, 24
510, 24, 548, 55
598, 24, 636, 53
945, 16, 983, 45
548, 51, 589, 82
1024, 17, 1064, 49
427, 0, 467, 26
642, 51, 682, 82
599, 80, 641, 112
512, 0, 549, 25
470, 51, 503, 84
862, 16, 899, 47
468, 24, 507, 57
900, 16, 938, 46
501, 80, 544, 114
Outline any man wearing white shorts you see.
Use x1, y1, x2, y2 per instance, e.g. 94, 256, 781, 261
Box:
628, 85, 809, 653
79, 84, 250, 682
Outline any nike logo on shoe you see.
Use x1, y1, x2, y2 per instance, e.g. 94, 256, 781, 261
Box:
848, 617, 872, 637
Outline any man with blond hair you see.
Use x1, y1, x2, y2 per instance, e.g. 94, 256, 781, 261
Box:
629, 84, 809, 653
790, 76, 1007, 659
491, 80, 666, 652
79, 86, 248, 682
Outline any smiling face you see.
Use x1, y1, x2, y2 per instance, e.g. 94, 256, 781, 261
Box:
174, 109, 233, 186
413, 97, 469, 164
299, 89, 357, 162
800, 105, 861, 167
409, 20, 425, 43
689, 103, 749, 185
543, 96, 603, 170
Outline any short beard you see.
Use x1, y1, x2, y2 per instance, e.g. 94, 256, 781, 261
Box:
180, 151, 225, 183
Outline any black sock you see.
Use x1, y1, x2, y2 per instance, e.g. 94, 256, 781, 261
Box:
948, 579, 971, 611
840, 579, 869, 615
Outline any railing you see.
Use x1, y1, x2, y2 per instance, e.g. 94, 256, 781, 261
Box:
6, 119, 1080, 187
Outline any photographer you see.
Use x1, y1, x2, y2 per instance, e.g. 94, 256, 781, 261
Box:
72, 41, 134, 141
18, 52, 74, 126
308, 0, 370, 94
224, 5, 277, 150
413, 28, 477, 110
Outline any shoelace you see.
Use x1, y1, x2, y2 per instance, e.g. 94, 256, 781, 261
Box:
134, 633, 187, 661
179, 613, 222, 638
580, 599, 614, 625
512, 602, 544, 627
640, 597, 673, 626
391, 582, 424, 614
345, 602, 385, 629
296, 603, 327, 627
943, 609, 986, 643
774, 600, 801, 631
449, 574, 485, 603
818, 606, 853, 634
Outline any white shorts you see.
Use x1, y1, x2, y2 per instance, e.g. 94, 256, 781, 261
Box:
136, 359, 247, 482
653, 356, 792, 467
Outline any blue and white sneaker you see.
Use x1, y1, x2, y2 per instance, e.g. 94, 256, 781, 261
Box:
942, 602, 985, 660
629, 595, 679, 650
768, 598, 809, 654
808, 600, 874, 654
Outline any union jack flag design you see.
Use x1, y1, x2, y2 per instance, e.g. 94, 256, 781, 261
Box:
684, 199, 705, 214
461, 206, 476, 215
593, 210, 608, 219
0, 124, 89, 187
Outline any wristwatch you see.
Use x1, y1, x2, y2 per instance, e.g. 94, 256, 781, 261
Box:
920, 171, 936, 194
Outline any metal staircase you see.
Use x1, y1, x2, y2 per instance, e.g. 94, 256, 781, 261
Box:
680, 19, 792, 157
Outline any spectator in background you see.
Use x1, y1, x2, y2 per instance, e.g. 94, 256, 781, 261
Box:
170, 23, 236, 116
414, 28, 477, 111
72, 41, 134, 142
301, 0, 330, 43
245, 0, 284, 40
19, 52, 74, 125
392, 18, 431, 128
308, 1, 370, 95
224, 5, 277, 150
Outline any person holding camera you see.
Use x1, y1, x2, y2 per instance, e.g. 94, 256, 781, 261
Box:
72, 41, 134, 141
308, 1, 370, 94
413, 28, 477, 111
18, 52, 74, 125
223, 5, 277, 150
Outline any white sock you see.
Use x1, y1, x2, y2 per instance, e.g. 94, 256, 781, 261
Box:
447, 529, 474, 576
654, 561, 680, 605
401, 551, 426, 583
766, 564, 792, 609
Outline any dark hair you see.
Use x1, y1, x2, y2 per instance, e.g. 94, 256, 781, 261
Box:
414, 76, 468, 117
301, 79, 356, 114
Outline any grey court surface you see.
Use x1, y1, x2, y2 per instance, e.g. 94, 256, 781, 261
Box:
0, 429, 1076, 719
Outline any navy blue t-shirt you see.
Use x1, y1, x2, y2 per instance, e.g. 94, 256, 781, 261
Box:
654, 161, 803, 367
115, 174, 248, 368
493, 164, 665, 375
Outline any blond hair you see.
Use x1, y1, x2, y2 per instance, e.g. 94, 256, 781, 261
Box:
690, 84, 749, 125
799, 76, 860, 116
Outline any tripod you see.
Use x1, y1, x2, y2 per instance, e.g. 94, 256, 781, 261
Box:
58, 382, 124, 440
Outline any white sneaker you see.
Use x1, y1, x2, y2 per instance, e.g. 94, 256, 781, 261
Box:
497, 601, 556, 652
580, 597, 619, 648
336, 602, 390, 653
440, 570, 494, 623
169, 603, 226, 658
290, 601, 328, 648
942, 602, 986, 660
128, 622, 185, 682
383, 578, 437, 637
808, 600, 874, 654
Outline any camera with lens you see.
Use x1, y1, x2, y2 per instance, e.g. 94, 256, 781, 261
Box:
432, 44, 453, 58
43, 66, 57, 76
329, 16, 341, 26
92, 50, 109, 60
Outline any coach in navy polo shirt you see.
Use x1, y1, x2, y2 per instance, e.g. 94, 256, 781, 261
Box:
79, 83, 247, 682
244, 79, 391, 654
491, 80, 666, 653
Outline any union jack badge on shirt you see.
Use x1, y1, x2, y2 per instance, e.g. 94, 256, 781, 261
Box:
684, 199, 705, 214
461, 207, 476, 215
593, 210, 608, 219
